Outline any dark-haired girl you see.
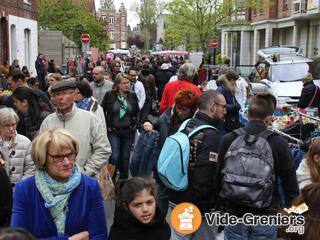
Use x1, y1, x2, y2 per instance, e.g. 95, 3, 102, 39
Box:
108, 177, 171, 240
13, 87, 51, 140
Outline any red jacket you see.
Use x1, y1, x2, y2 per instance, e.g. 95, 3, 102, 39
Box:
160, 80, 201, 113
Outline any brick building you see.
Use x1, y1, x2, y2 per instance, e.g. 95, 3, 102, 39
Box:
0, 0, 38, 75
98, 1, 128, 49
221, 0, 320, 66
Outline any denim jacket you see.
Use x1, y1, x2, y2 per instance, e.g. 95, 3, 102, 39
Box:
130, 129, 159, 177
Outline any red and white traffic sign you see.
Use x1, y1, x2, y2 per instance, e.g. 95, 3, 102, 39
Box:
211, 39, 218, 48
80, 34, 90, 43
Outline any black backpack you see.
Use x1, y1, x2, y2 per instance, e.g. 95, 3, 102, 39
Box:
220, 128, 275, 209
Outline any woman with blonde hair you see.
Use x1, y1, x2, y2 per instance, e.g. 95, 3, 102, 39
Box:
216, 71, 241, 134
101, 73, 139, 179
298, 72, 320, 115
11, 128, 107, 239
297, 137, 320, 189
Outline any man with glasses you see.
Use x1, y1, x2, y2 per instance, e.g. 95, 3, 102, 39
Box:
40, 79, 111, 177
168, 90, 226, 240
90, 66, 113, 105
128, 67, 145, 110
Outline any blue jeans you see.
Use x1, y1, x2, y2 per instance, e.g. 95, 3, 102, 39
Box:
107, 128, 135, 179
130, 129, 158, 177
224, 223, 277, 240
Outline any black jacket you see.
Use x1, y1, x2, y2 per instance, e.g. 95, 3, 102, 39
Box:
298, 80, 320, 114
155, 107, 185, 150
101, 90, 139, 129
168, 112, 221, 214
108, 206, 170, 240
155, 70, 173, 100
215, 120, 300, 216
0, 167, 13, 227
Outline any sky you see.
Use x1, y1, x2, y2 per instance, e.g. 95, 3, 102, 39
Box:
95, 0, 140, 27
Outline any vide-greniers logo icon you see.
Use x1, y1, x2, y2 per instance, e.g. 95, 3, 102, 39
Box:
170, 202, 202, 234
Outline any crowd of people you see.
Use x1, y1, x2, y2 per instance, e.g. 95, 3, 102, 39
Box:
0, 52, 319, 240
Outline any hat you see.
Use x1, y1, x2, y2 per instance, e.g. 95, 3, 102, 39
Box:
161, 63, 169, 70
50, 79, 76, 94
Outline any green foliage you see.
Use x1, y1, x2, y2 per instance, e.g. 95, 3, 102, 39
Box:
164, 28, 184, 50
38, 0, 109, 50
164, 0, 219, 58
215, 53, 222, 64
136, 0, 159, 50
164, 0, 270, 62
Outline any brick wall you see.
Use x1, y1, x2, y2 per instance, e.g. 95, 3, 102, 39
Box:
251, 0, 277, 22
277, 0, 292, 18
0, 0, 37, 20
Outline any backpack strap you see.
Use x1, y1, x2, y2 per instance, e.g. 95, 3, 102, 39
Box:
178, 119, 191, 132
233, 128, 273, 145
258, 129, 274, 141
233, 128, 246, 136
187, 124, 218, 138
308, 85, 319, 108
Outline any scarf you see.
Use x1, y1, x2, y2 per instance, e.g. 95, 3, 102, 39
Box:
35, 164, 81, 236
76, 97, 92, 111
117, 95, 128, 119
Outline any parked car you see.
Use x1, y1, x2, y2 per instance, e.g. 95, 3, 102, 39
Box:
238, 46, 320, 103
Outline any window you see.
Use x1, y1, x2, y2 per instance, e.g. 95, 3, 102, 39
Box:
121, 16, 125, 26
110, 32, 114, 40
283, 0, 289, 11
24, 29, 31, 68
109, 16, 114, 24
10, 25, 17, 61
121, 32, 126, 41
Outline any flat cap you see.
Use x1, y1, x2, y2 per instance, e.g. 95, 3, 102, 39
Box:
50, 79, 76, 93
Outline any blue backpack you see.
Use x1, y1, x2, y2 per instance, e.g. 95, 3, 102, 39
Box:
157, 119, 218, 191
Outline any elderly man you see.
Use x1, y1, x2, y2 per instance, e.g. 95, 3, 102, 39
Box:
160, 63, 201, 113
40, 79, 111, 177
90, 66, 113, 105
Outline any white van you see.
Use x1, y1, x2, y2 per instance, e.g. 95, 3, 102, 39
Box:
249, 46, 320, 103
107, 49, 131, 58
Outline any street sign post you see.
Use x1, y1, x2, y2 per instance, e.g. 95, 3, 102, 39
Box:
211, 39, 218, 48
80, 34, 90, 44
80, 34, 90, 57
210, 39, 218, 65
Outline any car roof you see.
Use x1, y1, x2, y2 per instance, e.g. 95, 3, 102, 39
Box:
257, 46, 313, 65
264, 54, 313, 65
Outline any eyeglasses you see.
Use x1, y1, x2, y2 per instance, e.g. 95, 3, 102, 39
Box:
214, 102, 227, 109
48, 152, 76, 163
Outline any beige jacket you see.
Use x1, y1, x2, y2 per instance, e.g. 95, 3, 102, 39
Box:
40, 104, 111, 177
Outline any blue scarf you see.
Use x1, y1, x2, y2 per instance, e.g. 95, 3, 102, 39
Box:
35, 164, 81, 236
76, 97, 92, 110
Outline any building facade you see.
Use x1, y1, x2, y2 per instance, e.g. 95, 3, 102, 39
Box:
0, 0, 38, 75
221, 0, 320, 66
98, 1, 128, 49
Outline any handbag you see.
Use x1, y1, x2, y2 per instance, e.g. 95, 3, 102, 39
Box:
151, 100, 160, 116
98, 164, 115, 200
